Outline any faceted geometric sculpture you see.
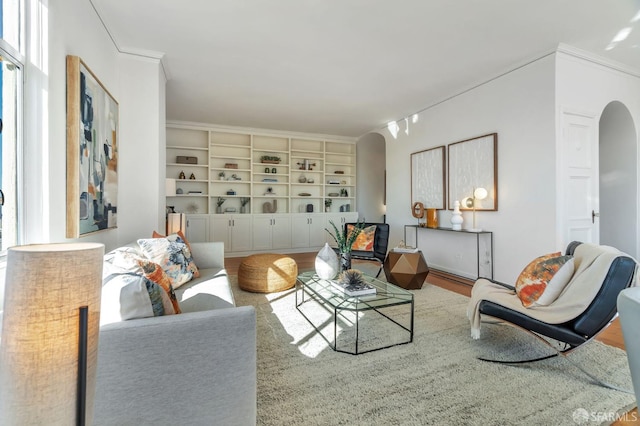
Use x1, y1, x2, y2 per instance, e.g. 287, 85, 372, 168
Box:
383, 251, 429, 289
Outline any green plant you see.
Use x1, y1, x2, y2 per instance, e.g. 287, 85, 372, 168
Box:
324, 198, 332, 207
216, 197, 226, 207
260, 155, 281, 162
240, 197, 250, 207
325, 219, 366, 253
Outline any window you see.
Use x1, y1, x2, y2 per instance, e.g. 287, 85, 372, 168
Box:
0, 0, 22, 251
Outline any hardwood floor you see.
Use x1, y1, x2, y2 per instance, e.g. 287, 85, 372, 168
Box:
225, 252, 638, 424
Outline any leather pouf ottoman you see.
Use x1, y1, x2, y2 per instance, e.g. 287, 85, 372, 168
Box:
238, 253, 298, 293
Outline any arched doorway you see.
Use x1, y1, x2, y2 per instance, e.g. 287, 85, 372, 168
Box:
599, 101, 638, 256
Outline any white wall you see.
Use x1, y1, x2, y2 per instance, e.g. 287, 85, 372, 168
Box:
25, 0, 166, 251
356, 132, 385, 223
382, 54, 557, 283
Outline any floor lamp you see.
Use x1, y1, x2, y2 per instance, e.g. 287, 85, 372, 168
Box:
0, 243, 104, 425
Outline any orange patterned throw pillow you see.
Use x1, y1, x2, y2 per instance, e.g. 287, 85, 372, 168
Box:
137, 259, 182, 314
348, 225, 376, 252
515, 252, 573, 308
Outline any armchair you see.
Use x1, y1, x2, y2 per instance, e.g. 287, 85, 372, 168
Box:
468, 241, 637, 390
344, 222, 389, 278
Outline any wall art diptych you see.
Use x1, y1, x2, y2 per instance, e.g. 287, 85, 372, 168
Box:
66, 55, 119, 238
411, 146, 446, 210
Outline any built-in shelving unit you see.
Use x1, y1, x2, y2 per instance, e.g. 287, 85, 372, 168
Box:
166, 123, 358, 254
166, 124, 357, 216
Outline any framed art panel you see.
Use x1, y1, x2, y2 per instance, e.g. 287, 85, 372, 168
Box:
411, 146, 445, 209
448, 133, 497, 210
66, 55, 119, 238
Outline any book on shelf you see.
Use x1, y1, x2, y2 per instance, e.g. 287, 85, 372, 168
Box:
329, 280, 377, 296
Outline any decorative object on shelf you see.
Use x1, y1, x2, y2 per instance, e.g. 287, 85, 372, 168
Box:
341, 180, 347, 185
451, 200, 463, 230
328, 192, 339, 197
179, 170, 186, 179
225, 207, 237, 213
186, 202, 199, 214
264, 187, 275, 196
230, 174, 241, 181
216, 197, 226, 214
325, 219, 366, 271
224, 163, 238, 169
176, 188, 184, 194
306, 204, 314, 213
66, 55, 119, 238
298, 174, 307, 183
262, 200, 277, 213
412, 202, 425, 227
176, 155, 197, 164
226, 189, 236, 195
328, 180, 340, 185
188, 191, 202, 194
264, 167, 270, 173
325, 198, 332, 212
218, 171, 226, 180
260, 155, 281, 164
340, 188, 348, 197
189, 173, 196, 180
166, 205, 176, 214
262, 178, 278, 182
297, 159, 316, 170
298, 192, 311, 197
240, 197, 250, 214
315, 242, 339, 280
426, 208, 438, 228
0, 242, 104, 425
271, 168, 277, 174
334, 170, 344, 174
462, 187, 488, 232
339, 204, 351, 212
307, 178, 314, 183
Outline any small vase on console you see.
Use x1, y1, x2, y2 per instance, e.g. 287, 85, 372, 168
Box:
451, 201, 463, 230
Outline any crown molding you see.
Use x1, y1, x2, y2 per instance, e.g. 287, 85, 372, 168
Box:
556, 43, 640, 78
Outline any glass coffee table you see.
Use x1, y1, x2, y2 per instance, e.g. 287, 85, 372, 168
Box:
295, 271, 414, 355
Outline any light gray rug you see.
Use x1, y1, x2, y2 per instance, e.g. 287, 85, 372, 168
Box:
231, 269, 635, 426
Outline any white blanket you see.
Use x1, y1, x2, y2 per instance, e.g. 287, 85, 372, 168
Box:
467, 243, 638, 339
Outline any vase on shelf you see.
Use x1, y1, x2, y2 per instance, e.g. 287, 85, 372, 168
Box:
240, 205, 246, 214
451, 200, 463, 230
339, 251, 352, 272
315, 243, 339, 280
216, 206, 222, 214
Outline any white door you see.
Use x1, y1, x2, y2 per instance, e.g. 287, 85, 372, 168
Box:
185, 214, 209, 243
291, 215, 311, 248
271, 215, 291, 249
560, 110, 599, 247
230, 216, 253, 252
308, 215, 326, 248
211, 215, 232, 249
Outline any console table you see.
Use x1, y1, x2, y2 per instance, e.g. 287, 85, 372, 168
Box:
404, 225, 493, 281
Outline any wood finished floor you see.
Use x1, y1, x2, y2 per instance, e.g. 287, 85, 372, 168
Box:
225, 252, 638, 425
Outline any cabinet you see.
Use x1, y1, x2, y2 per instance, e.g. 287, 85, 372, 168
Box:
324, 142, 356, 214
211, 215, 253, 252
252, 214, 291, 250
291, 214, 326, 248
185, 214, 210, 243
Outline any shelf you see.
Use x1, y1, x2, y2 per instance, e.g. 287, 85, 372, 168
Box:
168, 163, 208, 168
167, 145, 209, 151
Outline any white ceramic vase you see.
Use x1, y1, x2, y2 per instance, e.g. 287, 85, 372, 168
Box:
451, 200, 463, 230
315, 243, 339, 280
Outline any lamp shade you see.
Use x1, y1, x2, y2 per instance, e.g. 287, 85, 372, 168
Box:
0, 243, 104, 425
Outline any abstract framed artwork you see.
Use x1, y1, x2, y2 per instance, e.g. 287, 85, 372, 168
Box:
447, 133, 497, 211
410, 145, 446, 209
66, 55, 119, 238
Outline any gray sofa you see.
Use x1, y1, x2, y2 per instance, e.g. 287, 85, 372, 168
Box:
93, 242, 256, 426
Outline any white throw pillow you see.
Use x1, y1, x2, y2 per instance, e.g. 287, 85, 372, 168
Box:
533, 257, 575, 306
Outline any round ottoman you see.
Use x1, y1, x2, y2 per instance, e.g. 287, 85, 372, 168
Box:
238, 253, 298, 293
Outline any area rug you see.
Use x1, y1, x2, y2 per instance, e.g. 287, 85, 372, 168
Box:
230, 270, 635, 426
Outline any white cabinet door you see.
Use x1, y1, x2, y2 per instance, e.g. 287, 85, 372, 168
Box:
291, 216, 311, 248
252, 216, 273, 251
185, 214, 209, 243
271, 215, 291, 249
308, 214, 326, 248
230, 216, 253, 252
211, 215, 232, 249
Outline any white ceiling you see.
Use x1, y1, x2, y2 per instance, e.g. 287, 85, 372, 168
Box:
92, 0, 640, 138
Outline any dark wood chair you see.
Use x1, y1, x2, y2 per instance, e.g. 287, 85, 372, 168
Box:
344, 222, 389, 278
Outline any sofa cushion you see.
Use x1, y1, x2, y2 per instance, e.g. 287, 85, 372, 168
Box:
175, 268, 235, 311
138, 258, 182, 314
348, 224, 376, 251
137, 236, 199, 288
515, 253, 572, 307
